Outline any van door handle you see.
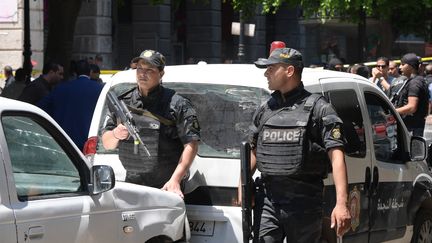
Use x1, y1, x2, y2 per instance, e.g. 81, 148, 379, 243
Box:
371, 166, 379, 196
364, 167, 371, 196
25, 226, 44, 240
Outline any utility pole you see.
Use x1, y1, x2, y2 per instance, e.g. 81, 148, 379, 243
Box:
237, 10, 245, 63
23, 0, 33, 83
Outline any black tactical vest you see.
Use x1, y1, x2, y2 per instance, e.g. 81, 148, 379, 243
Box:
389, 76, 408, 107
118, 89, 183, 184
256, 94, 328, 177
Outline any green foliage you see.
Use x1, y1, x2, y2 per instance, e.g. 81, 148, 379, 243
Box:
137, 0, 432, 40
228, 0, 432, 40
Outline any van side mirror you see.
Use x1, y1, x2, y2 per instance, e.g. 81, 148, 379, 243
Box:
410, 136, 427, 161
90, 165, 115, 195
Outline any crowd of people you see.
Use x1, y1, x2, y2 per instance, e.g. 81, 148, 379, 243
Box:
0, 55, 104, 151
325, 55, 432, 136
1, 52, 431, 142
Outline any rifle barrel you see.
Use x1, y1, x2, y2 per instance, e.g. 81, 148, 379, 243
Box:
107, 91, 151, 157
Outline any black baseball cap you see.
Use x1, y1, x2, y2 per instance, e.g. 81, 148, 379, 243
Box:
254, 48, 303, 69
401, 53, 420, 70
135, 50, 166, 70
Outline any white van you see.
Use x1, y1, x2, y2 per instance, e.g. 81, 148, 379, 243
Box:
0, 97, 188, 243
87, 64, 432, 243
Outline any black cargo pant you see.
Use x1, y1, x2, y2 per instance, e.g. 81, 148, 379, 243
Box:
254, 195, 322, 243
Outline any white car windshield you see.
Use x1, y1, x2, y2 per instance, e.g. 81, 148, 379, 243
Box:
97, 82, 270, 159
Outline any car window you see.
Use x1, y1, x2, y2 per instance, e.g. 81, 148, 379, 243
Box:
2, 115, 83, 201
326, 89, 366, 158
365, 92, 404, 162
98, 82, 271, 159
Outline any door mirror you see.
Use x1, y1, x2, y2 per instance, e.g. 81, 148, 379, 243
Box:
410, 136, 427, 161
90, 165, 115, 195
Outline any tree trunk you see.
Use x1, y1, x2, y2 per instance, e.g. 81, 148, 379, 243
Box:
45, 0, 82, 78
377, 20, 393, 58
357, 8, 367, 62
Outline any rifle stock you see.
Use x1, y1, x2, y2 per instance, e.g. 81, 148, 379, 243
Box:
106, 91, 151, 156
240, 141, 252, 243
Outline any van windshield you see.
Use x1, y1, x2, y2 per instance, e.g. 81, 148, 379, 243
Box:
97, 82, 271, 159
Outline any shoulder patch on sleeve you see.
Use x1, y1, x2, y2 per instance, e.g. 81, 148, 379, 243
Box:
330, 127, 342, 139
192, 117, 200, 130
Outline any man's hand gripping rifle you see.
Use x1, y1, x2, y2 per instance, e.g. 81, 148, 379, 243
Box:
106, 91, 151, 156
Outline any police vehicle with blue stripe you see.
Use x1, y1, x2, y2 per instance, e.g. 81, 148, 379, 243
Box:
87, 64, 432, 243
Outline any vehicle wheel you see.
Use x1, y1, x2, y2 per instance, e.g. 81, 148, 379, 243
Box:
146, 236, 173, 243
412, 209, 432, 243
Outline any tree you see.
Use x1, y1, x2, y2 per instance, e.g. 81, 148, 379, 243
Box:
45, 0, 82, 77
230, 0, 432, 60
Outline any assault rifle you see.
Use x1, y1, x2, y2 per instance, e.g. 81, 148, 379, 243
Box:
240, 141, 253, 243
390, 78, 408, 106
106, 91, 151, 156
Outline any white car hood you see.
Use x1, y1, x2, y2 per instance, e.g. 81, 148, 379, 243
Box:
112, 181, 185, 210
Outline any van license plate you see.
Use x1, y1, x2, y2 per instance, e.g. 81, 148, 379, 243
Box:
189, 220, 215, 236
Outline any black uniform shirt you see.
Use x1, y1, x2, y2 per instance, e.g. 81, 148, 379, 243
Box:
18, 75, 52, 105
249, 83, 344, 151
395, 75, 428, 129
103, 85, 200, 145
249, 83, 344, 211
102, 85, 200, 187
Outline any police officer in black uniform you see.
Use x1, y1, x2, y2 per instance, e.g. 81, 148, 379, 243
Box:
392, 53, 429, 136
244, 48, 351, 242
102, 50, 200, 198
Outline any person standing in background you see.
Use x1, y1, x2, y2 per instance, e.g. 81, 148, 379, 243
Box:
350, 64, 370, 79
392, 53, 429, 136
1, 68, 26, 99
18, 62, 64, 105
89, 64, 103, 83
424, 63, 432, 114
388, 61, 401, 80
370, 57, 393, 92
327, 57, 344, 72
38, 60, 103, 151
3, 66, 15, 88
95, 54, 103, 68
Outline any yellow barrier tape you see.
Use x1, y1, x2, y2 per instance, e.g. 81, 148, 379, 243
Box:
345, 56, 432, 68
101, 70, 121, 75
2, 57, 432, 79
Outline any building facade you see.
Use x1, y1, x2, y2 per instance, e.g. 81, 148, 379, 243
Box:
0, 0, 43, 85
71, 0, 431, 69
1, 0, 429, 79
